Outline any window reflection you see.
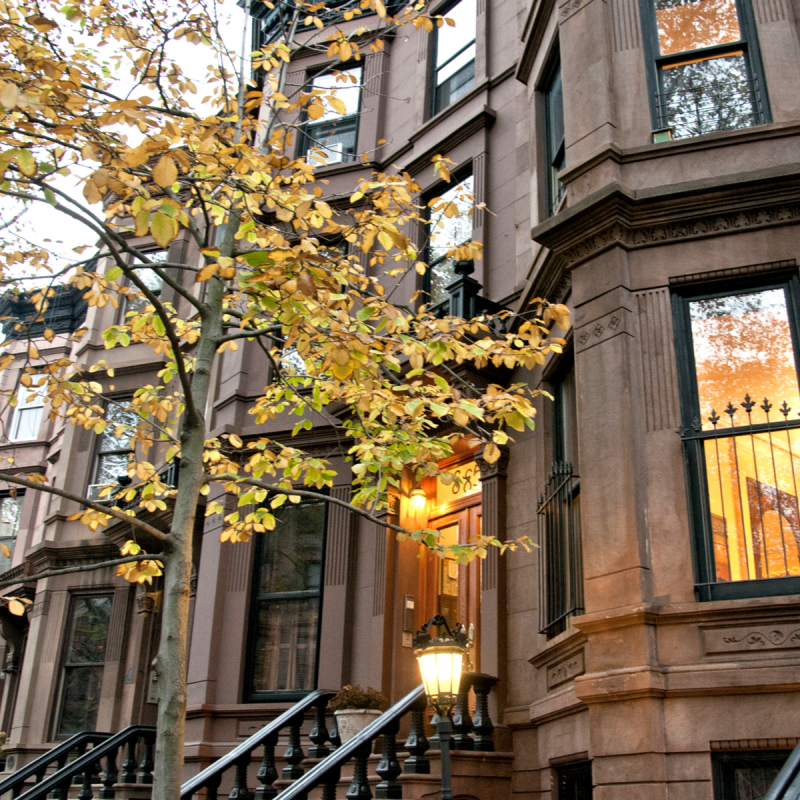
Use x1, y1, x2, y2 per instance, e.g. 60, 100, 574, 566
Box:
655, 0, 740, 55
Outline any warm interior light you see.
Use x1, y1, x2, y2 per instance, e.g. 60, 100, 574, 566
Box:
410, 487, 427, 512
415, 647, 464, 711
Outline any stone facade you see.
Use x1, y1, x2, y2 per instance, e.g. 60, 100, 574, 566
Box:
0, 0, 799, 797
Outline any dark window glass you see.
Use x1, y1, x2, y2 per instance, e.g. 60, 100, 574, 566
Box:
246, 499, 327, 700
0, 494, 23, 574
122, 252, 166, 318
643, 0, 767, 137
56, 595, 112, 736
432, 0, 476, 115
556, 761, 593, 800
544, 57, 565, 217
89, 402, 138, 500
675, 278, 800, 600
424, 175, 474, 305
713, 751, 791, 800
300, 67, 362, 165
539, 358, 583, 637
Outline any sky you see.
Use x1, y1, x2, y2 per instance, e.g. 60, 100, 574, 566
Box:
3, 0, 249, 270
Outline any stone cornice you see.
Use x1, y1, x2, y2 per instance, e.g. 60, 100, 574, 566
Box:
531, 165, 800, 270
25, 539, 119, 574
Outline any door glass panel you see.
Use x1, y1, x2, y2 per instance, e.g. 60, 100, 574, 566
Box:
689, 289, 800, 430
654, 0, 741, 56
435, 460, 482, 506
437, 523, 459, 622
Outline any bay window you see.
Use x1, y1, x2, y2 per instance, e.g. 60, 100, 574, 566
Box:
674, 276, 800, 600
640, 0, 767, 138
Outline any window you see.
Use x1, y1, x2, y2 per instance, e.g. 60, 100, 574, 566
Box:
543, 54, 565, 217
539, 356, 583, 637
245, 497, 327, 701
713, 751, 791, 800
424, 174, 474, 305
641, 0, 767, 138
121, 251, 167, 318
555, 761, 593, 800
431, 0, 476, 116
88, 401, 138, 500
55, 594, 113, 737
0, 494, 22, 573
9, 380, 45, 442
300, 68, 362, 165
674, 277, 800, 600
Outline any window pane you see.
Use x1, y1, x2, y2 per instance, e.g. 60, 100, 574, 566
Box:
716, 753, 791, 800
125, 257, 165, 314
660, 52, 757, 138
427, 177, 473, 304
251, 598, 319, 692
545, 63, 565, 215
98, 403, 138, 452
310, 67, 362, 120
654, 0, 741, 56
10, 405, 43, 441
0, 496, 22, 572
436, 0, 476, 69
57, 665, 104, 736
258, 501, 326, 594
305, 117, 358, 164
66, 596, 112, 664
689, 289, 800, 430
434, 55, 475, 113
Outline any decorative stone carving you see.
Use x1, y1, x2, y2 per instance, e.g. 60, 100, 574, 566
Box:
476, 447, 510, 480
702, 622, 800, 655
137, 590, 162, 615
575, 309, 631, 353
546, 650, 585, 689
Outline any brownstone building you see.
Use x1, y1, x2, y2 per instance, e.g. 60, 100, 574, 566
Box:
0, 0, 799, 796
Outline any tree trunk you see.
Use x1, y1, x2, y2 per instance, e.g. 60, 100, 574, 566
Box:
150, 274, 225, 800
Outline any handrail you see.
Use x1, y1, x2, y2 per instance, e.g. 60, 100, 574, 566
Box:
278, 684, 426, 800
180, 689, 335, 799
765, 741, 800, 800
0, 731, 111, 798
16, 725, 155, 800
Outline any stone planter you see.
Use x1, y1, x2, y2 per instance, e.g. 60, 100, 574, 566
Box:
334, 709, 382, 743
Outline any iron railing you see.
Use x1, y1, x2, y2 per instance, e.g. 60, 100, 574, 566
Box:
655, 75, 763, 139
15, 726, 156, 800
764, 739, 800, 800
682, 395, 800, 592
538, 462, 583, 637
0, 731, 110, 799
183, 674, 497, 799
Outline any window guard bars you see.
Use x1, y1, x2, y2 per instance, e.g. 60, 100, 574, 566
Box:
538, 462, 583, 638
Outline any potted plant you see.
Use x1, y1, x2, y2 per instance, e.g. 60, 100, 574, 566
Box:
329, 685, 388, 742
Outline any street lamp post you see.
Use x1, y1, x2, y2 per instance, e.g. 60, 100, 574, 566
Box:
413, 614, 468, 800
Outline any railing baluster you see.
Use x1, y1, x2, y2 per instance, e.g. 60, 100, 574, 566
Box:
255, 732, 279, 800
77, 767, 94, 800
99, 746, 119, 800
321, 763, 341, 800
282, 714, 306, 780
345, 743, 372, 800
205, 772, 222, 800
375, 718, 401, 799
73, 742, 88, 786
451, 678, 474, 751
402, 706, 430, 774
139, 734, 155, 784
121, 740, 138, 783
309, 698, 330, 758
228, 755, 252, 799
47, 754, 68, 799
470, 674, 497, 752
329, 714, 341, 750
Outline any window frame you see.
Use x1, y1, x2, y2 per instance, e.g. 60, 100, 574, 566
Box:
542, 51, 565, 218
244, 495, 329, 703
638, 0, 770, 136
0, 491, 23, 574
87, 398, 137, 501
52, 592, 114, 739
422, 168, 475, 306
9, 379, 46, 443
429, 0, 477, 118
672, 271, 800, 602
712, 750, 791, 800
298, 66, 363, 166
118, 251, 167, 322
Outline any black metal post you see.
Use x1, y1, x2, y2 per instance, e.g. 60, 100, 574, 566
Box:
436, 716, 453, 800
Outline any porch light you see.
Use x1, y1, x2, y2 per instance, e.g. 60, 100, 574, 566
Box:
413, 614, 468, 800
409, 487, 427, 512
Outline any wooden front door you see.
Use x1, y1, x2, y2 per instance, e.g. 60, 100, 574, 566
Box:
419, 501, 482, 672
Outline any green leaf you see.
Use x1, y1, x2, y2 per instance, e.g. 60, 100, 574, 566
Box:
106, 266, 123, 281
150, 212, 178, 249
152, 316, 166, 336
244, 251, 273, 267
356, 306, 375, 322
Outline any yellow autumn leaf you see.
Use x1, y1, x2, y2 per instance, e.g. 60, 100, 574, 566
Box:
134, 208, 150, 237
0, 82, 19, 109
150, 212, 178, 249
16, 149, 37, 177
328, 96, 347, 115
307, 102, 325, 120
153, 155, 178, 188
195, 263, 218, 282
483, 442, 501, 463
7, 599, 25, 616
340, 41, 352, 61
0, 543, 9, 558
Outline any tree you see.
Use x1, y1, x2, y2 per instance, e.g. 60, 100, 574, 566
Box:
0, 0, 569, 795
